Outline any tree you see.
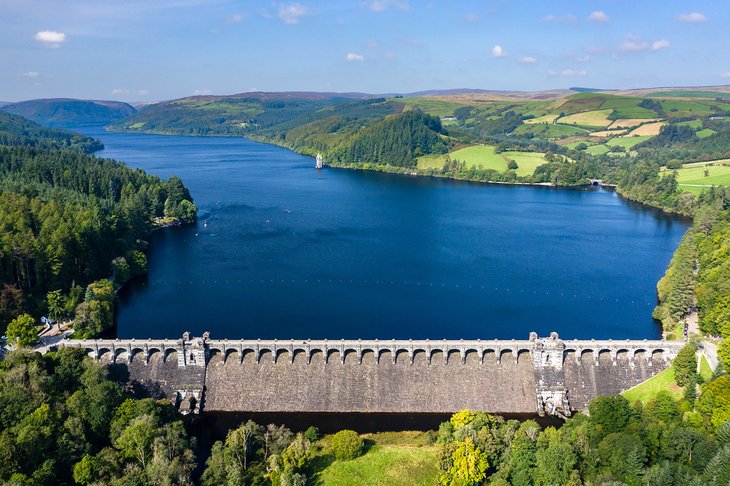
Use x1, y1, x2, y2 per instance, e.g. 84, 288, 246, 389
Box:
0, 284, 24, 333
673, 344, 698, 387
6, 313, 37, 347
114, 414, 159, 469
534, 427, 577, 486
329, 430, 364, 461
46, 290, 65, 322
698, 375, 730, 428
438, 437, 489, 486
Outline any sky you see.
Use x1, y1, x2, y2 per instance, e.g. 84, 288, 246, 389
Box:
1, 0, 729, 102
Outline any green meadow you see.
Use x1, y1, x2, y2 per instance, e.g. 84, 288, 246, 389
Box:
417, 144, 549, 176
664, 160, 730, 194
310, 432, 439, 486
623, 368, 683, 404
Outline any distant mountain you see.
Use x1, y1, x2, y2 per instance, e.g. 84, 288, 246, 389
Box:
2, 98, 137, 127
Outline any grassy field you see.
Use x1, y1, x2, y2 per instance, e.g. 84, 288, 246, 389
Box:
399, 97, 463, 117
696, 128, 716, 139
609, 118, 659, 129
623, 368, 683, 403
523, 113, 559, 124
608, 135, 652, 150
501, 151, 550, 176
558, 109, 614, 128
585, 144, 610, 155
663, 160, 730, 194
417, 144, 549, 176
310, 432, 439, 486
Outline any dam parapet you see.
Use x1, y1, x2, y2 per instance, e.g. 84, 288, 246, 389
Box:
55, 333, 684, 417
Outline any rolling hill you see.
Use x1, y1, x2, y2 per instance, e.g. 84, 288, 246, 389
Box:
2, 98, 136, 127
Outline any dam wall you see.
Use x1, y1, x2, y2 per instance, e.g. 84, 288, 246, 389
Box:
56, 332, 684, 418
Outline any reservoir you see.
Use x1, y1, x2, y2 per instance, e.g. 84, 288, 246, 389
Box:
82, 128, 689, 340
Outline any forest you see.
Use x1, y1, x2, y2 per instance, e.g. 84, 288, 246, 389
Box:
0, 111, 197, 337
0, 345, 727, 485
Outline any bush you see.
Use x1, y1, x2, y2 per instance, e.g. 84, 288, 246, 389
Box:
329, 430, 364, 461
304, 426, 320, 442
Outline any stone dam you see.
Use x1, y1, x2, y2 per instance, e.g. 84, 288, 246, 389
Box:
55, 332, 684, 419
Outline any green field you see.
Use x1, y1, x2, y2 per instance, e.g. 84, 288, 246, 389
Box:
501, 151, 550, 176
610, 106, 657, 119
608, 135, 652, 150
664, 160, 730, 194
585, 144, 610, 155
418, 144, 548, 176
558, 109, 614, 128
311, 432, 439, 486
696, 128, 716, 139
399, 97, 463, 117
623, 368, 683, 403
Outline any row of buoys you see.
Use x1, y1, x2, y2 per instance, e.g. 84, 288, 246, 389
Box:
145, 279, 651, 306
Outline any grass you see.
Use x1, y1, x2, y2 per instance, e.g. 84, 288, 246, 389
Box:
514, 123, 588, 138
558, 109, 614, 128
699, 355, 713, 383
623, 367, 683, 404
523, 113, 559, 124
585, 144, 610, 155
501, 151, 550, 176
611, 106, 658, 119
310, 431, 439, 486
608, 135, 652, 150
662, 160, 730, 194
417, 144, 549, 176
696, 128, 716, 139
399, 97, 463, 117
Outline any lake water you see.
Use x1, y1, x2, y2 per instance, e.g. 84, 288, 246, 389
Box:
82, 128, 689, 341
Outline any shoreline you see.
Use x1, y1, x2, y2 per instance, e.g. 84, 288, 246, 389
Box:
103, 127, 691, 342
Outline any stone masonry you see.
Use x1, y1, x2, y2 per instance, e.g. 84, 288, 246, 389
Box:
56, 332, 684, 417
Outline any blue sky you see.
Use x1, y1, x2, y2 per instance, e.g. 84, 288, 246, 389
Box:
2, 0, 729, 102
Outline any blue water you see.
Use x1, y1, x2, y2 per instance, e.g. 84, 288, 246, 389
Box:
81, 128, 689, 340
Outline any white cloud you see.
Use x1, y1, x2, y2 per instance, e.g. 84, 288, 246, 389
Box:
720, 72, 730, 78
34, 30, 66, 47
616, 36, 670, 56
226, 13, 245, 23
588, 11, 610, 23
138, 89, 150, 96
111, 88, 130, 95
492, 45, 507, 58
541, 14, 576, 22
519, 56, 537, 64
548, 69, 588, 77
652, 39, 670, 50
365, 0, 409, 12
678, 12, 706, 23
345, 52, 364, 62
278, 3, 309, 24
193, 89, 212, 95
20, 71, 40, 77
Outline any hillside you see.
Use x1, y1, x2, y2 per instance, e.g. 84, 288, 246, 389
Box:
2, 98, 136, 127
0, 110, 103, 153
0, 112, 196, 335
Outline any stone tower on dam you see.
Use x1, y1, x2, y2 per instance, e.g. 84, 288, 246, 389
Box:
57, 332, 683, 418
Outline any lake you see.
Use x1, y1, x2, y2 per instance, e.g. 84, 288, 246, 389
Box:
81, 128, 689, 340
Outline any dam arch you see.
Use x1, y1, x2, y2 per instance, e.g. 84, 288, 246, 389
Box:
56, 332, 684, 418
